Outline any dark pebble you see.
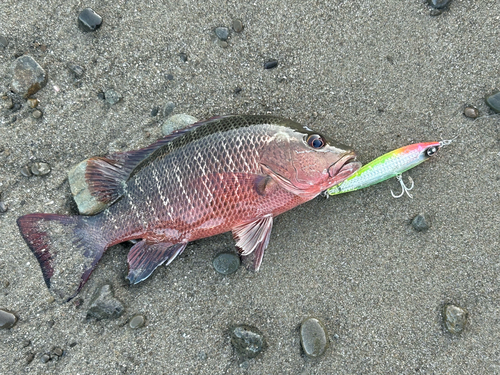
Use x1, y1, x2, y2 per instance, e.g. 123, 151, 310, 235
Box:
166, 74, 174, 81
234, 87, 242, 95
22, 339, 31, 348
0, 308, 18, 329
300, 317, 328, 357
232, 19, 244, 33
151, 106, 159, 116
20, 165, 32, 177
40, 353, 51, 363
129, 314, 145, 329
104, 89, 121, 105
69, 342, 77, 348
67, 63, 85, 78
31, 162, 51, 176
0, 35, 8, 49
215, 27, 230, 41
161, 101, 176, 118
78, 8, 103, 32
411, 213, 431, 232
179, 52, 188, 62
97, 91, 105, 100
427, 0, 451, 9
230, 325, 266, 358
213, 252, 240, 275
47, 319, 55, 328
12, 102, 22, 112
26, 352, 35, 364
264, 59, 278, 69
11, 55, 47, 98
32, 109, 43, 119
87, 284, 124, 320
429, 9, 443, 16
485, 92, 500, 113
463, 106, 479, 119
52, 347, 63, 357
443, 304, 467, 334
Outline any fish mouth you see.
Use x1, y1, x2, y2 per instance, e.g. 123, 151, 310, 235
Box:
328, 152, 361, 183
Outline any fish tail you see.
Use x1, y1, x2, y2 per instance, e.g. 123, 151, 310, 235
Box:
17, 213, 107, 302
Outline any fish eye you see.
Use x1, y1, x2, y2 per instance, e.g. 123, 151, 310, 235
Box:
306, 134, 326, 149
425, 146, 438, 157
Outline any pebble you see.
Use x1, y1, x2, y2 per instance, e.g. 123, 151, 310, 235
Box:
20, 165, 32, 177
27, 98, 39, 108
161, 101, 176, 118
22, 339, 31, 347
232, 19, 244, 33
427, 0, 451, 9
26, 352, 35, 364
67, 63, 85, 78
0, 308, 18, 329
2, 96, 13, 110
411, 213, 431, 232
11, 55, 47, 98
0, 192, 7, 213
32, 109, 43, 119
218, 40, 229, 48
78, 8, 103, 32
264, 59, 278, 69
429, 9, 443, 16
31, 162, 51, 176
230, 325, 266, 358
69, 159, 109, 215
129, 314, 145, 329
104, 89, 121, 105
213, 252, 240, 275
485, 92, 500, 113
463, 106, 479, 119
162, 114, 198, 136
87, 284, 124, 320
179, 52, 188, 62
0, 35, 8, 48
215, 26, 230, 41
443, 304, 467, 334
300, 317, 328, 357
40, 353, 51, 363
151, 106, 159, 116
52, 347, 63, 357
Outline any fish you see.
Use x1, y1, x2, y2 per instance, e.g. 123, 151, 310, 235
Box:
17, 115, 361, 302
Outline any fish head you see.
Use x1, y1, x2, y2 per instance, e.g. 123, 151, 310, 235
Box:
260, 123, 361, 197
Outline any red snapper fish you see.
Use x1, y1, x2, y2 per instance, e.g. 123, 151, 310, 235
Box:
17, 115, 361, 301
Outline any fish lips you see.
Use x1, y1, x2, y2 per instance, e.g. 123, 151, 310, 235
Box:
328, 153, 361, 183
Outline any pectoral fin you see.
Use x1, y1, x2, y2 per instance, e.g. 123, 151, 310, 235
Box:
232, 215, 273, 271
126, 240, 187, 284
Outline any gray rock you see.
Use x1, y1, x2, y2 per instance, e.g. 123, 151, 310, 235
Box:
300, 317, 328, 358
213, 252, 240, 275
443, 304, 467, 334
31, 162, 51, 176
264, 59, 278, 69
51, 347, 63, 357
230, 325, 266, 358
78, 8, 102, 32
129, 314, 145, 329
11, 55, 47, 98
463, 106, 479, 119
0, 35, 8, 49
104, 89, 121, 105
20, 165, 32, 177
40, 353, 51, 363
68, 159, 109, 215
2, 96, 13, 110
232, 19, 244, 33
32, 109, 43, 119
161, 101, 176, 118
411, 213, 431, 232
162, 114, 198, 136
427, 0, 451, 9
485, 92, 500, 113
67, 63, 85, 78
87, 284, 124, 320
215, 27, 230, 41
0, 309, 18, 329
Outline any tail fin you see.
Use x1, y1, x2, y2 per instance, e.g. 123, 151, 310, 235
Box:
17, 213, 107, 302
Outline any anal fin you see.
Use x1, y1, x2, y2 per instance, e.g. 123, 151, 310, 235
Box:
232, 215, 273, 271
126, 240, 187, 284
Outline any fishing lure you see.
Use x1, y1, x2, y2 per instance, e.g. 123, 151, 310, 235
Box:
326, 140, 451, 198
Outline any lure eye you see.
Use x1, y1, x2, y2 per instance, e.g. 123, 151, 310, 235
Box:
425, 146, 438, 157
306, 134, 326, 149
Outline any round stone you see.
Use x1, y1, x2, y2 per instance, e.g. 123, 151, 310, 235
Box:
427, 0, 451, 8
162, 114, 198, 136
230, 325, 266, 358
443, 304, 467, 334
0, 309, 18, 329
411, 213, 431, 232
104, 89, 121, 105
129, 314, 145, 329
52, 347, 63, 357
32, 109, 43, 119
20, 165, 32, 177
215, 27, 230, 41
264, 59, 278, 69
31, 162, 51, 176
300, 317, 328, 358
232, 19, 244, 33
463, 106, 479, 119
40, 354, 51, 363
213, 252, 240, 275
485, 92, 500, 113
78, 8, 103, 32
161, 101, 176, 118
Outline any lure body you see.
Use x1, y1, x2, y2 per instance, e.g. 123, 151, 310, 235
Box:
327, 142, 443, 196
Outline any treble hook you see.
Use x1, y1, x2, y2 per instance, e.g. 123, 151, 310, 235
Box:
391, 174, 414, 199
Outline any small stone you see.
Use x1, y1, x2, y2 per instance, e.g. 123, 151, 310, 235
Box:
213, 252, 240, 275
0, 201, 7, 213
47, 319, 55, 328
87, 284, 124, 320
26, 352, 35, 364
11, 55, 47, 98
300, 317, 328, 358
78, 8, 103, 32
485, 92, 500, 113
162, 114, 198, 136
0, 35, 8, 49
27, 98, 39, 108
22, 339, 31, 348
151, 107, 159, 116
239, 361, 250, 369
443, 304, 467, 334
427, 0, 451, 9
215, 27, 230, 41
429, 9, 443, 16
264, 59, 278, 69
20, 165, 32, 177
69, 342, 77, 348
69, 159, 109, 215
104, 89, 121, 105
232, 19, 244, 33
179, 52, 188, 62
31, 162, 51, 176
218, 40, 229, 48
52, 347, 63, 357
67, 63, 85, 78
166, 74, 174, 81
463, 106, 479, 119
411, 213, 431, 232
129, 315, 145, 329
161, 101, 176, 118
230, 325, 266, 359
46, 296, 55, 304
32, 109, 43, 119
40, 353, 51, 363
2, 96, 13, 110
198, 351, 207, 360
0, 309, 18, 329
